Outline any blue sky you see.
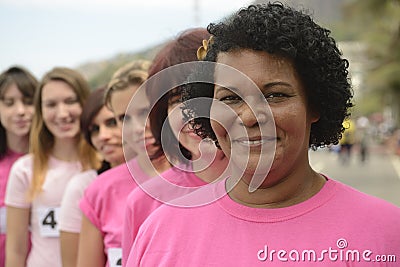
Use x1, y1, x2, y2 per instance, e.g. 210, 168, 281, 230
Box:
0, 0, 249, 78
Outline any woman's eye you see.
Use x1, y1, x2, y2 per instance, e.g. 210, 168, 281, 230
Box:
89, 125, 100, 135
218, 94, 242, 104
104, 118, 117, 128
119, 114, 131, 123
44, 102, 56, 108
1, 99, 14, 106
65, 98, 78, 105
138, 108, 149, 119
264, 92, 289, 102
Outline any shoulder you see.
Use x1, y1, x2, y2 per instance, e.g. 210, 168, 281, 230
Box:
82, 162, 137, 206
65, 170, 97, 196
5, 154, 35, 206
127, 185, 147, 203
11, 153, 33, 169
332, 180, 400, 221
8, 154, 34, 181
86, 162, 130, 190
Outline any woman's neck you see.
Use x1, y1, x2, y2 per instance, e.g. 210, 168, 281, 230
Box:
227, 165, 325, 209
193, 152, 229, 183
6, 132, 29, 154
136, 153, 171, 177
51, 137, 80, 162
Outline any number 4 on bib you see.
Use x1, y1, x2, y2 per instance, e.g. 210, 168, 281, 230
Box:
37, 207, 60, 237
42, 209, 57, 229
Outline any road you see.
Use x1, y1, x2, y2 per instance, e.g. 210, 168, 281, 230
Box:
309, 147, 400, 207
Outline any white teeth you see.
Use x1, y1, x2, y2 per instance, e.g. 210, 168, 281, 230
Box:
239, 140, 264, 145
235, 137, 277, 146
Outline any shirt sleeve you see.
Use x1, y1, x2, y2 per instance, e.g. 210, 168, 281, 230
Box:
79, 179, 102, 231
59, 171, 96, 233
5, 156, 32, 208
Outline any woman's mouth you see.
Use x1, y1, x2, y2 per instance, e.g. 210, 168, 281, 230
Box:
144, 137, 156, 146
14, 120, 30, 127
233, 136, 277, 146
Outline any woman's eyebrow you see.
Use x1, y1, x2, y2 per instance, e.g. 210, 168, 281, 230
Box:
214, 85, 239, 93
215, 81, 292, 95
262, 81, 292, 89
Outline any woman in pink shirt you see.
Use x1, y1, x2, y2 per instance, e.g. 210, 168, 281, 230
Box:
122, 28, 229, 264
129, 3, 400, 266
0, 66, 38, 267
76, 61, 171, 267
59, 87, 125, 267
5, 67, 99, 267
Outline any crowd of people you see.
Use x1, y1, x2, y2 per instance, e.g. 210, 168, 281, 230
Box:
0, 2, 399, 267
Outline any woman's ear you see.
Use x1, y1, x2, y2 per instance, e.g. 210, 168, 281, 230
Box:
309, 106, 320, 123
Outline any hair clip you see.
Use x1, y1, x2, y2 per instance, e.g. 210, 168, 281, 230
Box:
196, 36, 214, 60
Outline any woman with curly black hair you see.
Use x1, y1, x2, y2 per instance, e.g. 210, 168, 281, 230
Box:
128, 3, 400, 266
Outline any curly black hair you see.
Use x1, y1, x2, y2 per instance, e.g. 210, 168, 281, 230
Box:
182, 2, 353, 149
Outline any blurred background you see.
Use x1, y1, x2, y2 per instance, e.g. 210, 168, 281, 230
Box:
1, 0, 400, 206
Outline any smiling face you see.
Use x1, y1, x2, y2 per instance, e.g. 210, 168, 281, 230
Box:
111, 86, 157, 157
89, 106, 124, 166
167, 92, 203, 160
0, 83, 34, 139
211, 49, 319, 188
41, 80, 82, 141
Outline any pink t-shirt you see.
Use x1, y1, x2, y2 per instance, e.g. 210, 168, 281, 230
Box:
5, 154, 82, 267
59, 169, 97, 233
0, 149, 24, 267
122, 167, 207, 265
128, 178, 400, 266
79, 159, 146, 267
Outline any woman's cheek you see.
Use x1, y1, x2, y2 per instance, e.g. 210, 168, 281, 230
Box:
167, 104, 184, 139
210, 102, 237, 138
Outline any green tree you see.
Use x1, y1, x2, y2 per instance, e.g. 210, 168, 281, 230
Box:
341, 0, 400, 125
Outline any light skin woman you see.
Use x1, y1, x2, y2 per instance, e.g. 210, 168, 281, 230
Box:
5, 67, 98, 267
76, 61, 170, 267
60, 87, 125, 267
0, 66, 37, 267
121, 28, 230, 264
167, 92, 227, 180
0, 67, 37, 156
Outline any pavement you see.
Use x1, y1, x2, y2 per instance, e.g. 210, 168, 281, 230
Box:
309, 142, 400, 207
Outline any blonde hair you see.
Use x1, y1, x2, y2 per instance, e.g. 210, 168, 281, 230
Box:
104, 60, 150, 109
28, 67, 100, 200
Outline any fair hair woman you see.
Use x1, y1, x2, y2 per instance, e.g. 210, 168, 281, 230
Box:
5, 67, 98, 267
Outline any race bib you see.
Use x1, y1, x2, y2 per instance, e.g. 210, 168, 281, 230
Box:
37, 207, 60, 237
0, 207, 6, 234
108, 247, 122, 267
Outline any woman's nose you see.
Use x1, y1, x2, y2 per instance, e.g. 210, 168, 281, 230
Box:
239, 102, 268, 128
98, 125, 112, 140
56, 103, 70, 118
14, 100, 27, 115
